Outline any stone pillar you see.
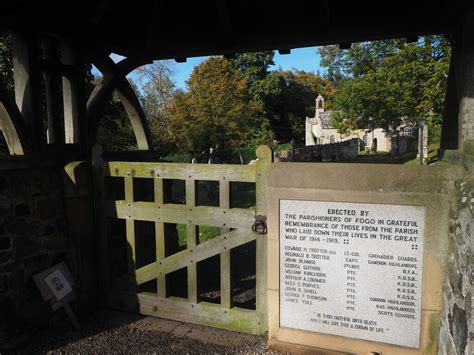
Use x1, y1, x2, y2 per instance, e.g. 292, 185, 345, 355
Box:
305, 117, 315, 146
418, 126, 429, 164
456, 8, 474, 152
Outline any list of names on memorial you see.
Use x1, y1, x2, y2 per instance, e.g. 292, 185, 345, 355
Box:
279, 200, 425, 348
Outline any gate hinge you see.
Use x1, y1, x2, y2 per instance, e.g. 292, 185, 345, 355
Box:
252, 215, 267, 235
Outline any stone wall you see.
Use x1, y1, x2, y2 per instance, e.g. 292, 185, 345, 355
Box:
0, 166, 67, 346
275, 138, 358, 162
439, 178, 473, 355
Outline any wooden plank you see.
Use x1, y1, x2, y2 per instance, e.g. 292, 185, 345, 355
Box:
104, 161, 256, 182
154, 178, 165, 296
126, 219, 136, 272
124, 176, 133, 203
185, 179, 195, 207
219, 179, 232, 308
220, 250, 231, 308
61, 44, 83, 144
155, 222, 166, 297
124, 175, 136, 273
254, 145, 273, 334
92, 144, 110, 305
187, 222, 197, 303
136, 229, 255, 285
137, 293, 257, 334
104, 201, 254, 228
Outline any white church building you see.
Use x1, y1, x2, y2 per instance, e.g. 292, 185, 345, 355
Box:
305, 94, 396, 152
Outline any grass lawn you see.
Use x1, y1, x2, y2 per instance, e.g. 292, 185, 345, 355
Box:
177, 223, 221, 246
403, 143, 439, 165
175, 182, 256, 245
358, 150, 391, 156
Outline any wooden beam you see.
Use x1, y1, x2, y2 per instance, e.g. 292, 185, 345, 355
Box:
0, 77, 30, 154
88, 56, 152, 149
277, 49, 291, 55
104, 201, 254, 229
42, 39, 63, 144
137, 293, 258, 334
12, 33, 43, 149
219, 178, 232, 308
136, 229, 255, 285
61, 44, 85, 145
104, 161, 256, 182
255, 145, 273, 334
338, 42, 352, 50
86, 75, 117, 146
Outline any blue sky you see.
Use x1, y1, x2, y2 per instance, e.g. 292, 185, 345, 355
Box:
171, 47, 324, 89
100, 46, 324, 90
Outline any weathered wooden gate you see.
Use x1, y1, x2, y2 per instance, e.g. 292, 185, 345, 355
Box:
92, 146, 272, 334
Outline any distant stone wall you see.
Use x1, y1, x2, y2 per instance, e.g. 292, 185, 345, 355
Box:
0, 167, 67, 345
390, 136, 418, 156
439, 178, 473, 355
274, 138, 358, 162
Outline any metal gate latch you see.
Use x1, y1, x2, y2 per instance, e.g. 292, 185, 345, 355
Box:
252, 215, 267, 235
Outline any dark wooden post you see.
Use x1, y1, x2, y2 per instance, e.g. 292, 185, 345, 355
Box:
63, 161, 98, 310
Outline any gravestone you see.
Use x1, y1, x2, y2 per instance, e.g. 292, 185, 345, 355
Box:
266, 163, 466, 354
321, 145, 332, 162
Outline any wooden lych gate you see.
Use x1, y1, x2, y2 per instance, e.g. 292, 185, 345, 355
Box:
92, 146, 272, 334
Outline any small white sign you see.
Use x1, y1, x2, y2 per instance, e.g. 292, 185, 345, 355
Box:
44, 269, 73, 301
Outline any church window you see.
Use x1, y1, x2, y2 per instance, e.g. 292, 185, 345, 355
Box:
318, 100, 323, 109
402, 126, 413, 136
330, 135, 335, 143
363, 134, 368, 148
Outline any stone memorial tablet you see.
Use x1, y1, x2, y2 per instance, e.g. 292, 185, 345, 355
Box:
279, 200, 425, 348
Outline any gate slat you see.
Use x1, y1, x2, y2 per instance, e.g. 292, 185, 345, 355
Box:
187, 222, 197, 303
155, 221, 166, 297
136, 229, 255, 285
137, 293, 258, 334
219, 178, 232, 308
124, 176, 136, 272
104, 161, 256, 182
104, 201, 254, 228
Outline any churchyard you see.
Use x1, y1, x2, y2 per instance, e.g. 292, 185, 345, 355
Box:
0, 3, 472, 355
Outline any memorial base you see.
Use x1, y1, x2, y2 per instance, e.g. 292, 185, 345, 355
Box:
266, 163, 466, 355
268, 339, 347, 354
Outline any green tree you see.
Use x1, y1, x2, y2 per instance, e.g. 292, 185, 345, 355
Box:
167, 57, 266, 160
319, 36, 450, 135
265, 70, 334, 141
137, 60, 176, 153
229, 52, 335, 143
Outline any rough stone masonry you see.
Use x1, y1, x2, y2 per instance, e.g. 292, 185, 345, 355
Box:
439, 179, 473, 355
0, 167, 68, 345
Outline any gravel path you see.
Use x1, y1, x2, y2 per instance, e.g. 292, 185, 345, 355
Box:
13, 309, 285, 354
